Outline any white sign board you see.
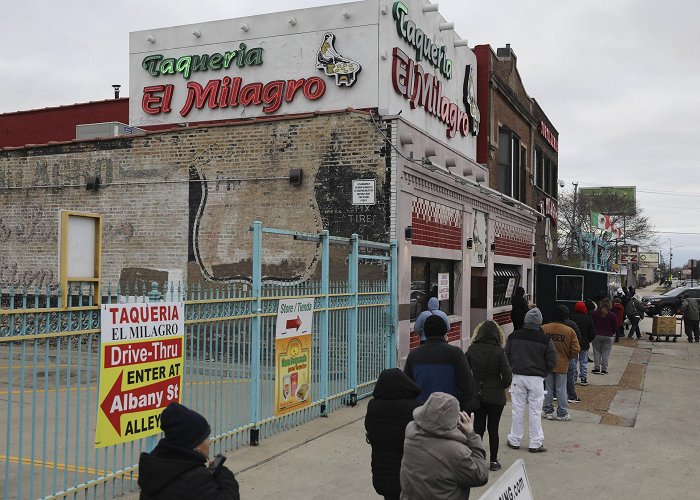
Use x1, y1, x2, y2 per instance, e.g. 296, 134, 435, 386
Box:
352, 179, 376, 205
478, 459, 533, 500
437, 273, 450, 301
505, 278, 516, 299
275, 298, 315, 339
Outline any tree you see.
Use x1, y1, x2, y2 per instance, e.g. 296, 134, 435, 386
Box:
556, 187, 658, 268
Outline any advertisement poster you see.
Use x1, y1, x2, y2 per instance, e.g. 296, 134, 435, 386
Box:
505, 278, 516, 299
472, 210, 487, 267
275, 298, 314, 416
438, 273, 450, 300
95, 302, 185, 448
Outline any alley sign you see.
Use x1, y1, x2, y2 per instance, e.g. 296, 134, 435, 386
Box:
95, 302, 185, 448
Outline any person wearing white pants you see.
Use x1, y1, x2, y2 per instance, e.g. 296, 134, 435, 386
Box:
504, 308, 557, 453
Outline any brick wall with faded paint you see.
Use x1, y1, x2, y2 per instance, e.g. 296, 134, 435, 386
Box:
0, 111, 390, 290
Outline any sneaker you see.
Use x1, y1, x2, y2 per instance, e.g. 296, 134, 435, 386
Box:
553, 396, 557, 401
506, 441, 520, 450
568, 397, 581, 403
543, 412, 555, 420
528, 445, 547, 453
580, 379, 588, 386
688, 338, 694, 343
592, 368, 601, 374
601, 370, 608, 374
556, 413, 572, 421
489, 460, 502, 471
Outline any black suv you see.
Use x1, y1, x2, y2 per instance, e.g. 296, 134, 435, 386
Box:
642, 287, 700, 316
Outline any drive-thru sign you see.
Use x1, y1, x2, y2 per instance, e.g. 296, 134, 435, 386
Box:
95, 302, 185, 448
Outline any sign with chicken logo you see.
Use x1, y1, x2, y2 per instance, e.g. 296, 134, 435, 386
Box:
316, 32, 362, 87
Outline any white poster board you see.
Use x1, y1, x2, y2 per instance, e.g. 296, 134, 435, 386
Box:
352, 179, 376, 205
478, 458, 533, 500
505, 278, 516, 299
471, 210, 487, 267
66, 215, 97, 278
438, 273, 450, 300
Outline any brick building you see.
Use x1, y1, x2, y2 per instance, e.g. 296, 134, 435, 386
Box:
474, 44, 560, 272
0, 0, 540, 360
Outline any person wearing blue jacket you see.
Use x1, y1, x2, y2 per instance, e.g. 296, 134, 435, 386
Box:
413, 297, 450, 344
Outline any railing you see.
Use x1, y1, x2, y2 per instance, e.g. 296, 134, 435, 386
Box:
1, 224, 397, 500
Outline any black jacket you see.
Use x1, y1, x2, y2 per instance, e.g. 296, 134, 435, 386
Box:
466, 340, 512, 407
570, 312, 596, 350
504, 328, 557, 377
138, 440, 240, 500
364, 368, 422, 498
404, 337, 475, 411
510, 295, 529, 330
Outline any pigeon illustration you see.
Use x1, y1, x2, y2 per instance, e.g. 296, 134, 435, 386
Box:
316, 32, 361, 87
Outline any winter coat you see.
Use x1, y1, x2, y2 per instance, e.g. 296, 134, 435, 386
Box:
541, 322, 581, 373
138, 440, 240, 500
413, 297, 451, 342
612, 303, 625, 324
592, 309, 618, 337
570, 312, 596, 350
681, 297, 700, 321
510, 287, 529, 330
404, 337, 475, 411
400, 392, 489, 500
466, 324, 512, 406
624, 298, 644, 318
365, 369, 422, 498
504, 327, 557, 377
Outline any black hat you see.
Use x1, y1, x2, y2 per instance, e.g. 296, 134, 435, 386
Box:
424, 315, 448, 337
160, 402, 211, 449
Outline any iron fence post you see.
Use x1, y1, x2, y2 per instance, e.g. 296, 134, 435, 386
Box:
348, 234, 359, 401
320, 230, 330, 416
251, 221, 263, 444
388, 239, 398, 368
145, 281, 162, 451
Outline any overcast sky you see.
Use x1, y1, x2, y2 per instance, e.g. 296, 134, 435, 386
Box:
2, 0, 699, 267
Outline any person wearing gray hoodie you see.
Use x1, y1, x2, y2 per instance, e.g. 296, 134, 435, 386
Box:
413, 297, 450, 344
400, 392, 489, 500
504, 308, 556, 453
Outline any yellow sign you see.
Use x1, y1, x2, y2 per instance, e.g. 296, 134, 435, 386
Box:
275, 298, 314, 415
95, 302, 185, 448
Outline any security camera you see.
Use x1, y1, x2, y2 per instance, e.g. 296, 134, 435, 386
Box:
558, 179, 565, 188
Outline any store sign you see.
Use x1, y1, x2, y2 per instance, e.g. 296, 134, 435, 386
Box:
538, 197, 557, 226
478, 459, 533, 500
471, 210, 487, 267
438, 273, 450, 300
539, 121, 558, 152
316, 32, 362, 87
639, 252, 659, 264
462, 65, 480, 136
352, 179, 376, 205
95, 302, 185, 448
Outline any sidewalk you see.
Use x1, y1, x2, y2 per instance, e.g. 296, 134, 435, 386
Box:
229, 326, 700, 499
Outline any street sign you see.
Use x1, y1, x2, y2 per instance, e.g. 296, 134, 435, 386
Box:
95, 302, 185, 448
351, 179, 376, 205
639, 252, 659, 264
478, 458, 533, 500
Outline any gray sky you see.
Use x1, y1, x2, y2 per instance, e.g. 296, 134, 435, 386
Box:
2, 0, 699, 267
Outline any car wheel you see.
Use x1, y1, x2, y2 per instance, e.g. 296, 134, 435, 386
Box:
659, 305, 676, 316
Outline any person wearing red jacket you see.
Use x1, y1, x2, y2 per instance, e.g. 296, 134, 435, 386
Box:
612, 297, 625, 342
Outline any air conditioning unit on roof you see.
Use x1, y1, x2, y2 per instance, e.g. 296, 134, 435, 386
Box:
76, 122, 145, 140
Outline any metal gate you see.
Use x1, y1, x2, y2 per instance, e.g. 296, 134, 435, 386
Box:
0, 222, 397, 499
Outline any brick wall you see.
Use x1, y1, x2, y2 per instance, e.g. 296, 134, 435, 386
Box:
494, 220, 532, 259
493, 310, 512, 326
0, 112, 389, 289
411, 198, 462, 250
409, 321, 462, 350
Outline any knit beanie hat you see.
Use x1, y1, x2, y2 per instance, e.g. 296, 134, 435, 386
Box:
160, 402, 211, 449
574, 301, 587, 314
424, 315, 448, 337
523, 308, 543, 329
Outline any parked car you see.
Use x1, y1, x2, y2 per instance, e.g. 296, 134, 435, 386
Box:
642, 286, 700, 316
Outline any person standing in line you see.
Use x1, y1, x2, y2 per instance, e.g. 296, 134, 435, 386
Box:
625, 293, 645, 340
404, 315, 475, 411
510, 286, 529, 331
680, 293, 700, 342
560, 307, 583, 403
504, 308, 557, 453
541, 306, 580, 421
466, 321, 512, 472
570, 301, 596, 386
413, 296, 450, 345
400, 393, 489, 500
138, 403, 240, 500
612, 297, 625, 342
365, 368, 422, 500
591, 298, 618, 374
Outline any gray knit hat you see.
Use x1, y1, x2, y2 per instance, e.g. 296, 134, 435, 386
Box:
523, 308, 543, 329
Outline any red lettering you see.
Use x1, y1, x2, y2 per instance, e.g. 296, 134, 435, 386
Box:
302, 78, 325, 100
180, 80, 221, 117
284, 79, 305, 101
392, 47, 410, 97
141, 85, 173, 114
240, 82, 262, 106
262, 80, 285, 113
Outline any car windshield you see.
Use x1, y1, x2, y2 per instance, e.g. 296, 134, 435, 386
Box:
663, 287, 687, 297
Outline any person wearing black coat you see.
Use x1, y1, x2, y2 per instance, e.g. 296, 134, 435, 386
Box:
364, 368, 422, 500
510, 286, 529, 330
138, 403, 240, 500
466, 320, 512, 472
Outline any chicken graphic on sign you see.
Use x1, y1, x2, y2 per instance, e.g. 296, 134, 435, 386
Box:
316, 32, 362, 87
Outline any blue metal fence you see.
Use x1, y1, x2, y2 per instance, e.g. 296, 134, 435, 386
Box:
0, 223, 397, 499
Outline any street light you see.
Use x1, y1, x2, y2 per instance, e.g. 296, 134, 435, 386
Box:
668, 239, 687, 286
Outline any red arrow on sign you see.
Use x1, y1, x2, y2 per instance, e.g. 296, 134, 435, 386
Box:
286, 316, 302, 330
100, 372, 179, 435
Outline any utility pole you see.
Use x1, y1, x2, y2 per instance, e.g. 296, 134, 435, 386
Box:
571, 181, 578, 263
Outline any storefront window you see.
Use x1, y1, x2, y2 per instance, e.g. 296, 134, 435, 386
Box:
493, 264, 521, 307
410, 258, 455, 320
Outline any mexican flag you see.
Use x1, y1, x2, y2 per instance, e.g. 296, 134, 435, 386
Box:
590, 211, 623, 238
